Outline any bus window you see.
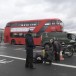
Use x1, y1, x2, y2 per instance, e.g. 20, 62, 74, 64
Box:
10, 33, 18, 38
11, 33, 24, 38
44, 22, 51, 26
54, 20, 63, 25
19, 33, 24, 37
6, 23, 11, 27
51, 20, 56, 25
10, 23, 18, 27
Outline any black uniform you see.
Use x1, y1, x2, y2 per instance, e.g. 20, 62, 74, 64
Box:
25, 31, 35, 68
44, 46, 54, 64
52, 41, 61, 61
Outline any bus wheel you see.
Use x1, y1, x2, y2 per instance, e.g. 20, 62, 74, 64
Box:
11, 40, 16, 45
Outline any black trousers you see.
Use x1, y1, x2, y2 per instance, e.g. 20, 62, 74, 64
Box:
55, 52, 60, 61
25, 47, 33, 68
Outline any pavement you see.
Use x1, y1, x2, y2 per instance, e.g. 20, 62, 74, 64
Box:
0, 43, 76, 76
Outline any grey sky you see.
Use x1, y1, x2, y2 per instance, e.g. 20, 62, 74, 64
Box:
0, 0, 76, 33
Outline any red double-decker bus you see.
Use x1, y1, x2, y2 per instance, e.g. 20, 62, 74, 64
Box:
4, 18, 63, 45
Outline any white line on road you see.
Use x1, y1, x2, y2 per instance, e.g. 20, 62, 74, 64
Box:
0, 55, 26, 61
52, 63, 76, 69
0, 59, 6, 61
0, 55, 76, 68
0, 59, 13, 64
0, 59, 14, 64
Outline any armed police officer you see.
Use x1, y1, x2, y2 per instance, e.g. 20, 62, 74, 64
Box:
50, 39, 62, 61
25, 30, 35, 69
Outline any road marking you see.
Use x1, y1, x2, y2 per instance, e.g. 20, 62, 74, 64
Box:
0, 55, 76, 68
52, 63, 76, 69
0, 55, 26, 61
0, 59, 6, 61
0, 59, 14, 64
2, 60, 14, 63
